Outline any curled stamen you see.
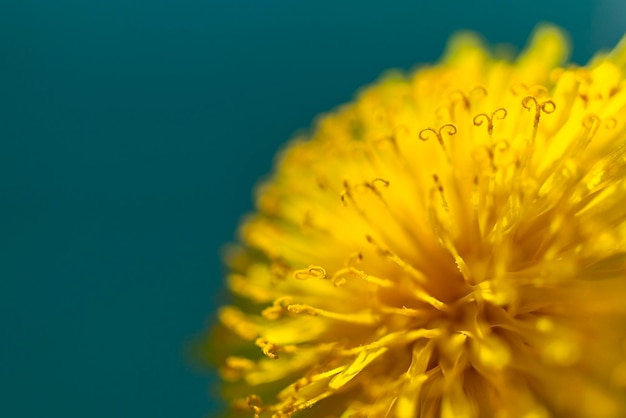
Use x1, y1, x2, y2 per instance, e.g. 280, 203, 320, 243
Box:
255, 338, 296, 359
374, 130, 406, 156
533, 86, 548, 97
262, 296, 293, 320
419, 124, 457, 150
450, 90, 470, 109
246, 395, 264, 418
327, 252, 364, 287
287, 303, 380, 325
449, 86, 488, 109
472, 140, 512, 171
494, 139, 511, 152
606, 117, 618, 129
510, 83, 527, 96
583, 114, 600, 130
522, 96, 556, 130
470, 85, 488, 98
511, 83, 548, 98
293, 265, 327, 280
346, 178, 391, 210
374, 134, 398, 149
255, 338, 279, 359
287, 304, 319, 316
330, 266, 394, 288
435, 105, 451, 120
473, 108, 507, 136
370, 178, 390, 188
355, 178, 391, 194
582, 114, 618, 138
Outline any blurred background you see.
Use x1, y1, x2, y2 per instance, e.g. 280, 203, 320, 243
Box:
1, 0, 623, 417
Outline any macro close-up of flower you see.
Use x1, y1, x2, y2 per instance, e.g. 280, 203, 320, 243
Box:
207, 25, 626, 417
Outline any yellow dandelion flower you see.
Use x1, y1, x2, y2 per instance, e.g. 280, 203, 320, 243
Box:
207, 25, 626, 417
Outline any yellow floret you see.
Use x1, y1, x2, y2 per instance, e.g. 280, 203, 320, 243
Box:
207, 25, 626, 418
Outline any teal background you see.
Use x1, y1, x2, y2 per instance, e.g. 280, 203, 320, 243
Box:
1, 1, 623, 417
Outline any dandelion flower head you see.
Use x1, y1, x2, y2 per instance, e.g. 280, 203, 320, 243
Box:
209, 26, 626, 417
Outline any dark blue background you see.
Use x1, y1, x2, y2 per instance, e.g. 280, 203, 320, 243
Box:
1, 1, 623, 417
